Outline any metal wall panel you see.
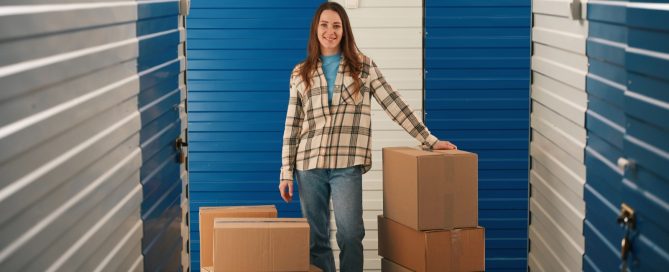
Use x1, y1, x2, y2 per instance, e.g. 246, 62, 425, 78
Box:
0, 0, 186, 271
425, 0, 531, 270
529, 1, 588, 271
584, 1, 669, 271
329, 1, 424, 270
186, 1, 323, 271
136, 2, 186, 271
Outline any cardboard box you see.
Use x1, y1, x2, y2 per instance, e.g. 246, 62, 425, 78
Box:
205, 265, 320, 272
199, 205, 278, 267
383, 147, 478, 230
213, 218, 310, 272
378, 216, 485, 272
382, 258, 413, 272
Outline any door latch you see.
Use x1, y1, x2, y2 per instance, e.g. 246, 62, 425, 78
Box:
617, 203, 635, 272
175, 137, 188, 164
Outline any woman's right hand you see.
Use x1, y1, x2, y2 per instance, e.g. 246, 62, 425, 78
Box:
278, 180, 294, 203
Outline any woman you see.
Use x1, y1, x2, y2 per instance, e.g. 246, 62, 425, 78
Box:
278, 2, 457, 271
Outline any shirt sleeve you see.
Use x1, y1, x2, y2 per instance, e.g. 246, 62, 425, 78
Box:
280, 70, 304, 183
368, 59, 439, 148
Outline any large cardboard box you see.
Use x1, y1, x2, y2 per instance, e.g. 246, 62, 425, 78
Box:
378, 216, 485, 272
199, 205, 278, 267
206, 264, 321, 272
382, 258, 413, 272
383, 147, 478, 230
213, 218, 310, 272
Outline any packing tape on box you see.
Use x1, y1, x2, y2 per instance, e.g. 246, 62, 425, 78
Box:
451, 229, 462, 270
443, 156, 455, 228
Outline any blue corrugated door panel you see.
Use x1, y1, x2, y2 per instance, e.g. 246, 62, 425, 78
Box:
136, 1, 185, 271
186, 0, 323, 270
424, 0, 531, 270
585, 1, 669, 271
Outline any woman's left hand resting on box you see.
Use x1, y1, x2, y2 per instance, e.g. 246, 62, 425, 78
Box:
433, 140, 458, 150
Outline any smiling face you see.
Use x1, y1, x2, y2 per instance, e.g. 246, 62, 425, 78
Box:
317, 10, 343, 56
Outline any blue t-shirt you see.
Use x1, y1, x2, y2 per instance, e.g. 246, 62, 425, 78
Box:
320, 53, 341, 106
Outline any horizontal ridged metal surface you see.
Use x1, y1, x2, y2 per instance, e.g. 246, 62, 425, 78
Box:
0, 1, 185, 271
136, 1, 185, 271
585, 1, 669, 271
425, 0, 531, 270
528, 0, 588, 271
186, 1, 323, 270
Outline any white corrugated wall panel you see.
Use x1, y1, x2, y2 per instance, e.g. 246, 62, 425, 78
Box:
0, 1, 186, 271
330, 1, 423, 271
179, 13, 191, 272
181, 172, 190, 272
0, 3, 144, 271
530, 0, 588, 271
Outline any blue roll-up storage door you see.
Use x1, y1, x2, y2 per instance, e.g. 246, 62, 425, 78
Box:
585, 1, 669, 271
186, 1, 323, 270
424, 0, 531, 270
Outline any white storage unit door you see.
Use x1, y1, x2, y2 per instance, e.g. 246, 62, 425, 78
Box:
330, 1, 424, 271
529, 0, 588, 271
0, 1, 187, 271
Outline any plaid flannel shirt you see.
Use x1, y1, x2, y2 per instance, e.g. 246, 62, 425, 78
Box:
280, 55, 439, 182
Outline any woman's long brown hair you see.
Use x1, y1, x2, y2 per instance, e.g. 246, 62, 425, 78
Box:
299, 2, 361, 96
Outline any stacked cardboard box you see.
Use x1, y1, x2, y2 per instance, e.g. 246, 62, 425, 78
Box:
199, 205, 278, 268
213, 218, 310, 271
381, 258, 413, 272
201, 265, 322, 272
379, 147, 485, 272
199, 205, 320, 272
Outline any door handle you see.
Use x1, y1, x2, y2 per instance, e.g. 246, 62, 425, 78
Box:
175, 137, 188, 164
617, 157, 635, 172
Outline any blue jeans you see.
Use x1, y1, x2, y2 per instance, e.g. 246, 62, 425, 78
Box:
296, 166, 365, 272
